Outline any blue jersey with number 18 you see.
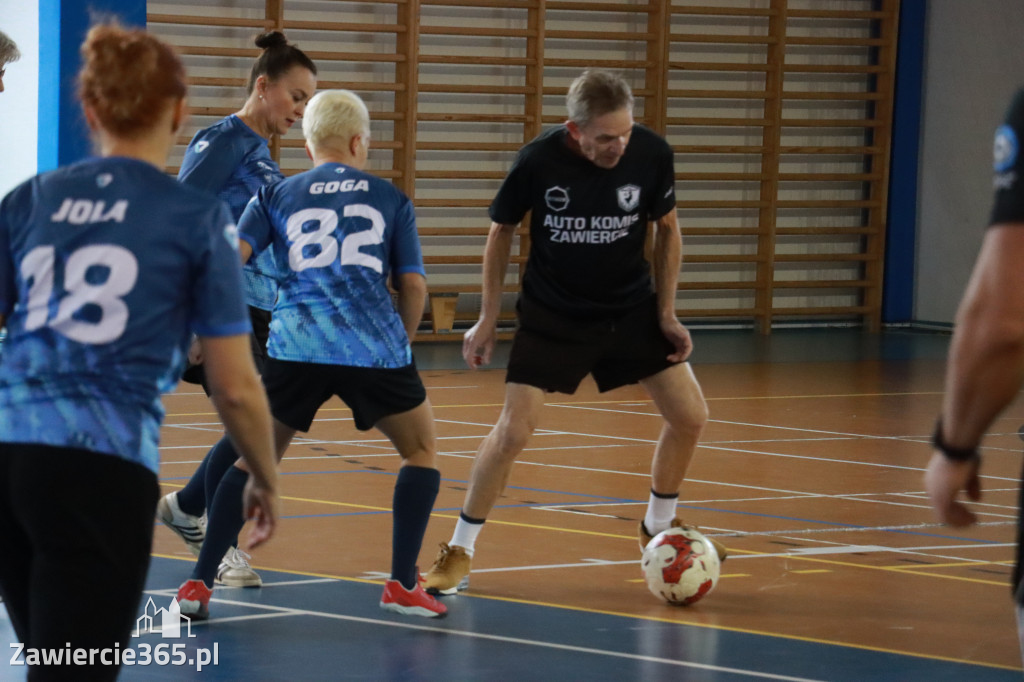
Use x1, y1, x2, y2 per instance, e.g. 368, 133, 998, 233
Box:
238, 162, 425, 368
0, 156, 251, 473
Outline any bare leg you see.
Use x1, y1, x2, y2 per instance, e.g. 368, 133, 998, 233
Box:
375, 399, 437, 468
461, 382, 546, 520
640, 362, 708, 495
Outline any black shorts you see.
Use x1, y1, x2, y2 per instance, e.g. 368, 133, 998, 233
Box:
263, 358, 427, 432
506, 294, 677, 394
182, 306, 272, 390
0, 443, 159, 680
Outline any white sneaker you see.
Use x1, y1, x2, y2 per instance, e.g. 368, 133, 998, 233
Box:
216, 547, 262, 587
156, 492, 206, 557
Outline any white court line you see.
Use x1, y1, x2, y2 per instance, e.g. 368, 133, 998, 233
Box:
158, 447, 1018, 523
548, 404, 1024, 454
436, 415, 1021, 481
140, 590, 822, 681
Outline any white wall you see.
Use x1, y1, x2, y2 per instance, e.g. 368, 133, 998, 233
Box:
0, 1, 40, 198
915, 0, 1024, 323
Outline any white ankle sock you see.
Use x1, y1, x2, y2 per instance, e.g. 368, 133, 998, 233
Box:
450, 517, 484, 557
644, 491, 678, 536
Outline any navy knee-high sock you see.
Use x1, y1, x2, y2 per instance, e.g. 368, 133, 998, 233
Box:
391, 466, 441, 590
175, 456, 208, 516
191, 460, 248, 588
203, 435, 243, 547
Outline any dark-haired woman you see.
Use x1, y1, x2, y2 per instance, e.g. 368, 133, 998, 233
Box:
158, 31, 316, 589
0, 23, 277, 681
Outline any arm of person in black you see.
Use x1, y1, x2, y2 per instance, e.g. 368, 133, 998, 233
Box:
926, 87, 1024, 526
463, 146, 531, 368
648, 138, 691, 362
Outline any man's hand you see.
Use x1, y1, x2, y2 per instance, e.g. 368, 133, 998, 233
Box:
241, 476, 278, 550
660, 316, 694, 363
924, 452, 982, 527
463, 319, 498, 369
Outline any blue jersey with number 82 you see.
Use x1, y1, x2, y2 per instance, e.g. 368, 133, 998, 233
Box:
238, 162, 425, 368
0, 157, 251, 473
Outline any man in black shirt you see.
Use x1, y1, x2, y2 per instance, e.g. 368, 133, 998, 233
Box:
925, 86, 1024, 662
424, 70, 725, 595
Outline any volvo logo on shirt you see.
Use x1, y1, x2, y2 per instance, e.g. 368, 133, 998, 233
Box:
617, 184, 640, 212
194, 141, 210, 153
544, 186, 570, 212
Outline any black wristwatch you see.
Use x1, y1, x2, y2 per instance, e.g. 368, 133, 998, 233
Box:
931, 419, 981, 462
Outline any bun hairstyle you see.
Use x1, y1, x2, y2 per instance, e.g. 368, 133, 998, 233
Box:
247, 30, 317, 95
77, 23, 186, 137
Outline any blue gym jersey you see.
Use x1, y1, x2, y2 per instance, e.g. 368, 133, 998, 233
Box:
0, 157, 251, 473
238, 163, 425, 368
178, 114, 283, 310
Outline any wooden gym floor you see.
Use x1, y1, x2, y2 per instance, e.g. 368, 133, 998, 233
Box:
1, 328, 1021, 680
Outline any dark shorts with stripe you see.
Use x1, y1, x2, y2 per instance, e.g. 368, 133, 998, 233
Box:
506, 293, 677, 394
262, 357, 427, 432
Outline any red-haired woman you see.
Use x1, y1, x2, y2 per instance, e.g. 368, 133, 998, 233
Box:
0, 23, 277, 681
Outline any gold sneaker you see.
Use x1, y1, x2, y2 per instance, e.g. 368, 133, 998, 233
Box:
423, 542, 472, 595
639, 518, 728, 563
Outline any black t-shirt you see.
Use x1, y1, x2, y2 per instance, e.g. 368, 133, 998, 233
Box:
993, 88, 1024, 606
991, 87, 1024, 226
489, 124, 677, 318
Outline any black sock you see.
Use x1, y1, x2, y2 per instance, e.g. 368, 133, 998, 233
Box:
203, 435, 243, 547
175, 456, 208, 516
191, 460, 248, 588
391, 466, 440, 590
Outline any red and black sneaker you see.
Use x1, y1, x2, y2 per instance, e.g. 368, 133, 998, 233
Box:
176, 579, 212, 621
380, 578, 448, 618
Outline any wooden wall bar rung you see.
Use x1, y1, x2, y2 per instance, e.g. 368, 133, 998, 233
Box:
670, 34, 778, 45
787, 9, 889, 19
785, 36, 888, 47
418, 84, 534, 95
419, 55, 537, 66
775, 227, 879, 235
420, 0, 535, 6
667, 117, 771, 126
669, 5, 777, 17
677, 172, 768, 181
147, 14, 272, 29
785, 64, 886, 74
282, 20, 408, 33
416, 170, 508, 179
417, 114, 534, 123
547, 1, 657, 11
773, 280, 870, 289
670, 62, 773, 72
419, 26, 533, 37
545, 59, 656, 69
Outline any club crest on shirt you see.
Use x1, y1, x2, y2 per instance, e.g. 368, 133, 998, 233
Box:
194, 141, 210, 153
545, 186, 570, 212
617, 184, 640, 212
96, 173, 113, 188
994, 124, 1019, 190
